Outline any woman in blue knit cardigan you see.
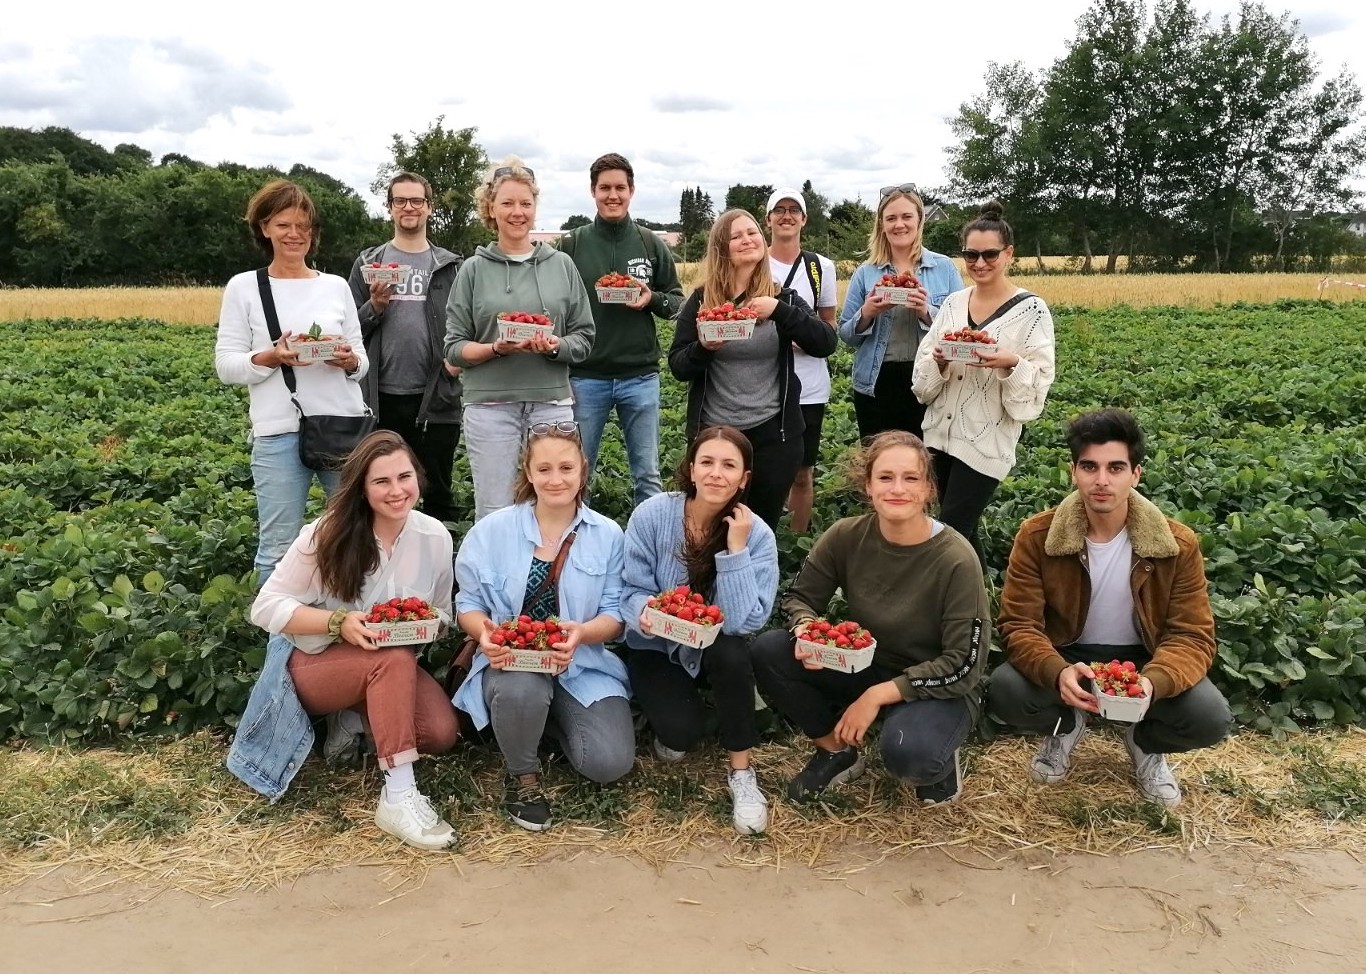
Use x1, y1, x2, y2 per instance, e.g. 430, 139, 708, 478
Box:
620, 425, 779, 834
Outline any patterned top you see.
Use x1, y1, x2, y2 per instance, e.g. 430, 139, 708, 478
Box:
523, 557, 558, 620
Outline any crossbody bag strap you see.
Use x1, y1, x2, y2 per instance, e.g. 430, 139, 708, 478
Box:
780, 259, 801, 290
256, 267, 299, 399
521, 528, 578, 614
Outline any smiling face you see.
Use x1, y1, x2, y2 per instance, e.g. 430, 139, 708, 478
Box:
1071, 441, 1142, 519
879, 195, 922, 253
364, 450, 420, 527
492, 178, 537, 248
388, 179, 431, 235
526, 436, 586, 511
766, 198, 806, 243
727, 214, 767, 267
962, 228, 1012, 286
592, 168, 634, 222
865, 445, 932, 525
260, 206, 314, 263
689, 436, 750, 508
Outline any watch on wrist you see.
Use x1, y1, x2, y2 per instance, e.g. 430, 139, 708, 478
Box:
327, 607, 348, 638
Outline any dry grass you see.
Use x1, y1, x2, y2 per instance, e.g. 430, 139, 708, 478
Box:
2, 727, 1362, 898
0, 286, 223, 325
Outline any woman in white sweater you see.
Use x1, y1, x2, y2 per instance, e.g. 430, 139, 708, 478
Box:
215, 180, 369, 583
912, 201, 1055, 566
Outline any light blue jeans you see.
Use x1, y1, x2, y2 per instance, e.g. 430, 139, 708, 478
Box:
570, 373, 664, 507
462, 401, 576, 520
250, 432, 341, 584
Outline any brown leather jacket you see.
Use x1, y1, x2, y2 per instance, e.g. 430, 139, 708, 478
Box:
997, 490, 1216, 700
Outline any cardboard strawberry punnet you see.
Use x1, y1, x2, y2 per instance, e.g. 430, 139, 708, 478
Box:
496, 311, 555, 343
643, 585, 723, 649
359, 261, 412, 287
794, 618, 877, 673
492, 615, 566, 672
288, 322, 344, 362
696, 302, 759, 342
872, 272, 921, 306
364, 596, 440, 645
595, 272, 642, 304
938, 326, 999, 362
1089, 659, 1150, 722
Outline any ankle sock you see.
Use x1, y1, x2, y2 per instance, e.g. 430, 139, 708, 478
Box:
384, 761, 416, 800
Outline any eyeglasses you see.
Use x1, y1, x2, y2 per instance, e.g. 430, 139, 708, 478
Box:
492, 166, 535, 180
390, 197, 429, 209
879, 183, 918, 199
770, 205, 803, 217
961, 249, 1005, 264
528, 421, 579, 437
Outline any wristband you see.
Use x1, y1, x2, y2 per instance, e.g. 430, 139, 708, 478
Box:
327, 607, 348, 638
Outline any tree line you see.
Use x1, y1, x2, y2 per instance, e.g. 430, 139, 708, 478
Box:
1, 0, 1361, 287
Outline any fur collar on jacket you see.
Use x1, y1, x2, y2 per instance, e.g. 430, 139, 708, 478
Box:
1044, 490, 1180, 559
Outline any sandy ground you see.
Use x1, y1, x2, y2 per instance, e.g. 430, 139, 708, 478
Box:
3, 847, 1362, 974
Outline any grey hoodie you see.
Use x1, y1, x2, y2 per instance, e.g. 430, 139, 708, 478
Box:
444, 242, 596, 404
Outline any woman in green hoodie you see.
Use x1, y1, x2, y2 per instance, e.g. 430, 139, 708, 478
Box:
444, 157, 597, 520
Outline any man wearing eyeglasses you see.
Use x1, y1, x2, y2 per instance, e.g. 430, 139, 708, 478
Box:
765, 188, 837, 534
348, 172, 465, 526
557, 153, 684, 507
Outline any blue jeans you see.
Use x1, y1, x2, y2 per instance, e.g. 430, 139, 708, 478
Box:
570, 374, 663, 507
250, 432, 341, 584
462, 401, 575, 520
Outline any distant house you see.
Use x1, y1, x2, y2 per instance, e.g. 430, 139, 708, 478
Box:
924, 203, 949, 223
1346, 213, 1366, 236
530, 229, 682, 247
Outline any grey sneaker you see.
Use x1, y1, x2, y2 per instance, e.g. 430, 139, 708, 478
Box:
1029, 710, 1088, 784
374, 787, 457, 850
727, 768, 769, 834
324, 709, 366, 766
1124, 725, 1182, 807
652, 737, 687, 764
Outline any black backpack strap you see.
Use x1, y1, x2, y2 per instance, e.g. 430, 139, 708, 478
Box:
802, 251, 823, 307
558, 228, 577, 258
780, 260, 801, 289
256, 267, 299, 399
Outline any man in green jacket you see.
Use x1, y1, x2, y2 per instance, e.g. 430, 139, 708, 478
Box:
558, 153, 684, 505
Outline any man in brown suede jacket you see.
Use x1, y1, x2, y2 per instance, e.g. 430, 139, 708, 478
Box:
990, 409, 1231, 806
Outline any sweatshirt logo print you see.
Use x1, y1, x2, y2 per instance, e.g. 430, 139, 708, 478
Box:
626, 257, 653, 284
906, 617, 982, 689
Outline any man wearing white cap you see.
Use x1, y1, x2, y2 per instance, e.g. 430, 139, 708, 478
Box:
766, 188, 837, 532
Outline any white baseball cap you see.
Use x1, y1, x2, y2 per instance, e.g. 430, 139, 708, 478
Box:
765, 188, 807, 216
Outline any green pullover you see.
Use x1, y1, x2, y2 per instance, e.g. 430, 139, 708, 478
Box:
558, 215, 684, 380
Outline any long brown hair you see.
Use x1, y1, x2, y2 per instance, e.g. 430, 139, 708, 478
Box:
313, 431, 426, 602
867, 188, 925, 270
674, 426, 753, 599
698, 209, 779, 310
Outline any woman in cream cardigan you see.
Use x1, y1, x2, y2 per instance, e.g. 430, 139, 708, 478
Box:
912, 201, 1055, 566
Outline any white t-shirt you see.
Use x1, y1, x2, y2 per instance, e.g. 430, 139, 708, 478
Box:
770, 252, 837, 405
1078, 528, 1142, 646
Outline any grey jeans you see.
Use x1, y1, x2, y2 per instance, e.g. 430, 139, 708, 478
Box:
462, 401, 575, 520
482, 668, 635, 782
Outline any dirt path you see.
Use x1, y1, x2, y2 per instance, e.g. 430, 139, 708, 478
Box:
4, 847, 1362, 974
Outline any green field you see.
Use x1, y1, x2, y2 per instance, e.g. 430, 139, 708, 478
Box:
2, 302, 1364, 743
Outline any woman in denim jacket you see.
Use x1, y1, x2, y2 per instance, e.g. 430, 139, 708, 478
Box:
227, 431, 460, 851
838, 185, 964, 442
453, 421, 634, 832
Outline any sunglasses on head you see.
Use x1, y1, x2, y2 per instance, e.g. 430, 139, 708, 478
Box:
528, 420, 579, 437
961, 248, 1005, 264
492, 165, 535, 180
879, 183, 918, 199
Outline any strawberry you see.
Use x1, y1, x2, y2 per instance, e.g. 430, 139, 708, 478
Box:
366, 597, 439, 624
795, 618, 874, 650
595, 272, 639, 289
645, 584, 724, 626
877, 272, 920, 289
493, 616, 565, 651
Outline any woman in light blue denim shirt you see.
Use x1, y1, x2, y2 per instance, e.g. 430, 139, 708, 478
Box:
454, 421, 634, 832
838, 185, 964, 442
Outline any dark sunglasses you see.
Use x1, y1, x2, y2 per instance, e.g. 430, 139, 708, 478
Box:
879, 183, 918, 199
528, 420, 579, 437
961, 248, 1005, 264
492, 165, 535, 180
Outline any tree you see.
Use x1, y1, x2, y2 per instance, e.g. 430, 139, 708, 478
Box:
372, 116, 487, 256
560, 214, 591, 231
723, 184, 773, 223
678, 187, 715, 261
800, 180, 831, 253
827, 198, 874, 261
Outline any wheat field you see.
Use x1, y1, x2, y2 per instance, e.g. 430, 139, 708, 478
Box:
1, 273, 1364, 325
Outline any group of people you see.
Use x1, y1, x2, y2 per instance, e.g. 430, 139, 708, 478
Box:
214, 156, 1233, 851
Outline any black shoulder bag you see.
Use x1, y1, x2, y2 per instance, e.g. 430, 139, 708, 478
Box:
257, 269, 376, 471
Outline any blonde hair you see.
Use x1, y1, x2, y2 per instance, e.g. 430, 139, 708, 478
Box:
699, 209, 779, 309
867, 189, 925, 270
512, 428, 589, 507
475, 155, 539, 231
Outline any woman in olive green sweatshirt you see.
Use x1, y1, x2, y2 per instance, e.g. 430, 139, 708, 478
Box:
444, 156, 596, 520
752, 431, 990, 806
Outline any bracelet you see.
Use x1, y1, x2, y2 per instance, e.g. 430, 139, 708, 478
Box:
327, 607, 348, 638
492, 345, 505, 358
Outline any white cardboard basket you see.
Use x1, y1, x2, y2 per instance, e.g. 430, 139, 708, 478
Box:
290, 338, 344, 362
596, 285, 642, 304
504, 648, 559, 673
497, 318, 555, 343
796, 635, 877, 673
643, 607, 722, 649
697, 318, 757, 342
364, 618, 439, 646
360, 265, 413, 287
938, 339, 997, 362
873, 286, 916, 305
1092, 684, 1151, 722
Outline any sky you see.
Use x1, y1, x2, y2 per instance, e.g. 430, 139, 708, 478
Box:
2, 1, 1361, 231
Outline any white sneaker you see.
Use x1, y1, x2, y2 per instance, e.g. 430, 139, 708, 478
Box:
1124, 725, 1182, 807
728, 768, 769, 835
374, 787, 458, 850
1029, 710, 1088, 784
323, 709, 366, 766
653, 737, 687, 764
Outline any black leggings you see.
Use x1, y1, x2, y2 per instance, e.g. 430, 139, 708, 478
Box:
627, 634, 758, 753
377, 392, 461, 524
738, 412, 803, 531
852, 361, 924, 442
931, 449, 999, 568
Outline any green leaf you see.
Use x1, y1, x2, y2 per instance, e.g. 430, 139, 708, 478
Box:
142, 570, 166, 593
139, 693, 159, 714
112, 575, 135, 599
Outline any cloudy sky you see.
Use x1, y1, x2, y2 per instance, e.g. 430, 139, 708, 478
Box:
2, 1, 1360, 230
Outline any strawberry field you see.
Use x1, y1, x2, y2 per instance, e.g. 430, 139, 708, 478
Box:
2, 300, 1365, 742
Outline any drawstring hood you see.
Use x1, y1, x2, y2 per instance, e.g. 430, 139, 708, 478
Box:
474, 241, 553, 312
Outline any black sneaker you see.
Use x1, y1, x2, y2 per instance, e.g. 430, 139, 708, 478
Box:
915, 749, 963, 805
505, 775, 553, 832
787, 746, 865, 803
